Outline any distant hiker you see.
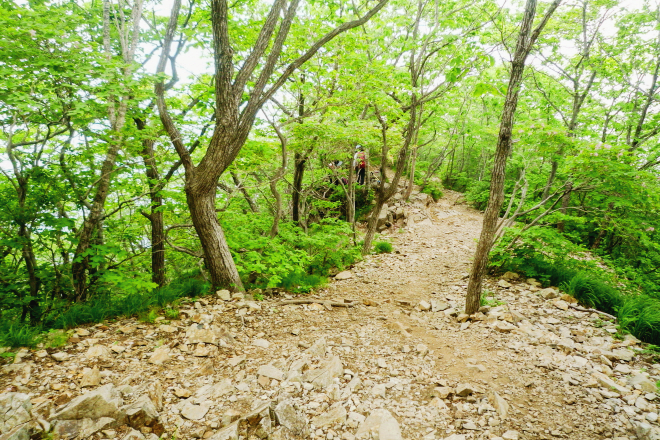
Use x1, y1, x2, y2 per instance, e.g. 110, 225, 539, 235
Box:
354, 145, 366, 185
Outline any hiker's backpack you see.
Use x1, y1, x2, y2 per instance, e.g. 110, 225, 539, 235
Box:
357, 151, 366, 169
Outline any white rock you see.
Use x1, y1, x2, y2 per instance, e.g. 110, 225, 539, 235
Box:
335, 271, 353, 280
355, 408, 402, 440
253, 339, 270, 349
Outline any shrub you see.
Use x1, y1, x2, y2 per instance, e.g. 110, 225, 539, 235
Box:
0, 322, 42, 348
419, 181, 444, 202
374, 241, 393, 254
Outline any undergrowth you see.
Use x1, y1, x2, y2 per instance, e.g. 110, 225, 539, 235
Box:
0, 275, 210, 349
491, 231, 660, 345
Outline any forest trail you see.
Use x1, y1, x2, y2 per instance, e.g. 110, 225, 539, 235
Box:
0, 192, 656, 440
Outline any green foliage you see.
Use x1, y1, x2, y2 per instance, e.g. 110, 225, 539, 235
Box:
420, 181, 444, 202
44, 329, 69, 348
278, 270, 326, 294
0, 322, 42, 348
374, 241, 393, 254
464, 180, 491, 210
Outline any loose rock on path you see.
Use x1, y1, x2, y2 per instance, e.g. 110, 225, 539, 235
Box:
1, 190, 659, 440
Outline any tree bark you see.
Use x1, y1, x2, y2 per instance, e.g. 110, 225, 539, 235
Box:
186, 187, 244, 291
465, 0, 562, 315
291, 152, 306, 226
135, 118, 167, 287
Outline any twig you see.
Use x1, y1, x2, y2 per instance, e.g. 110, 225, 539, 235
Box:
568, 304, 617, 321
274, 299, 356, 308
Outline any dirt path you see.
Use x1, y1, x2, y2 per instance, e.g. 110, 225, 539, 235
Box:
1, 191, 656, 440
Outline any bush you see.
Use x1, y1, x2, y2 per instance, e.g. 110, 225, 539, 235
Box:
374, 241, 393, 254
0, 322, 42, 348
465, 180, 491, 210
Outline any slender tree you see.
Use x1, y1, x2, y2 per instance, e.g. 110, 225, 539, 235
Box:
465, 0, 562, 315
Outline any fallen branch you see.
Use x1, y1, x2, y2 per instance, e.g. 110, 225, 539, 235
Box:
274, 299, 356, 308
568, 304, 617, 321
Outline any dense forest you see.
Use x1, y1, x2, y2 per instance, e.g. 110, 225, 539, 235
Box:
1, 0, 660, 345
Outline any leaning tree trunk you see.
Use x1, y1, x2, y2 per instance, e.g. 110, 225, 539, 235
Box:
186, 186, 244, 291
464, 0, 562, 315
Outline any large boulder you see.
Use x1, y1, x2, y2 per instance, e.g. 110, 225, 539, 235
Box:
0, 393, 32, 434
51, 384, 125, 422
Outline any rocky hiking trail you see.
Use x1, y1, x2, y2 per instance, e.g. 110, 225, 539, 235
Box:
2, 191, 660, 440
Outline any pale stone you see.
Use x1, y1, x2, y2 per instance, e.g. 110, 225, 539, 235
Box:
51, 352, 69, 362
148, 346, 170, 365
86, 345, 111, 358
0, 393, 32, 433
335, 271, 353, 280
80, 368, 102, 388
355, 408, 402, 440
490, 391, 509, 419
217, 290, 231, 301
257, 364, 285, 381
180, 401, 210, 420
273, 401, 309, 436
52, 384, 125, 421
253, 338, 270, 349
312, 402, 347, 427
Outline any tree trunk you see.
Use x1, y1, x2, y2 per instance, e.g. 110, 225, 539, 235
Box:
292, 152, 306, 226
186, 186, 244, 291
72, 142, 121, 301
465, 0, 561, 315
403, 147, 417, 201
557, 181, 573, 233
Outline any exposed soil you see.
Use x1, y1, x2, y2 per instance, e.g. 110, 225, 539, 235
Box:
1, 191, 656, 440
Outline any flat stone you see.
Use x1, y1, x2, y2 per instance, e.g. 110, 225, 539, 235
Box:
456, 383, 477, 397
490, 391, 509, 419
273, 400, 309, 436
86, 345, 111, 358
335, 271, 353, 280
180, 401, 210, 421
159, 325, 177, 333
303, 356, 343, 389
497, 279, 512, 288
148, 346, 170, 365
418, 300, 431, 311
53, 417, 115, 440
52, 384, 125, 422
122, 395, 159, 428
355, 408, 402, 440
493, 321, 517, 333
80, 368, 102, 388
217, 290, 231, 301
628, 374, 657, 393
51, 352, 69, 362
430, 300, 450, 312
612, 348, 634, 362
252, 339, 270, 349
257, 364, 285, 381
553, 300, 569, 311
593, 372, 629, 395
502, 430, 520, 440
539, 287, 559, 299
312, 402, 347, 427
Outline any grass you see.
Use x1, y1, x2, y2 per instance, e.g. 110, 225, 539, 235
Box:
499, 258, 660, 346
374, 241, 393, 254
0, 275, 210, 349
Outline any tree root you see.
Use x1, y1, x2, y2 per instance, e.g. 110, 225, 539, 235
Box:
568, 304, 617, 321
273, 299, 356, 308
